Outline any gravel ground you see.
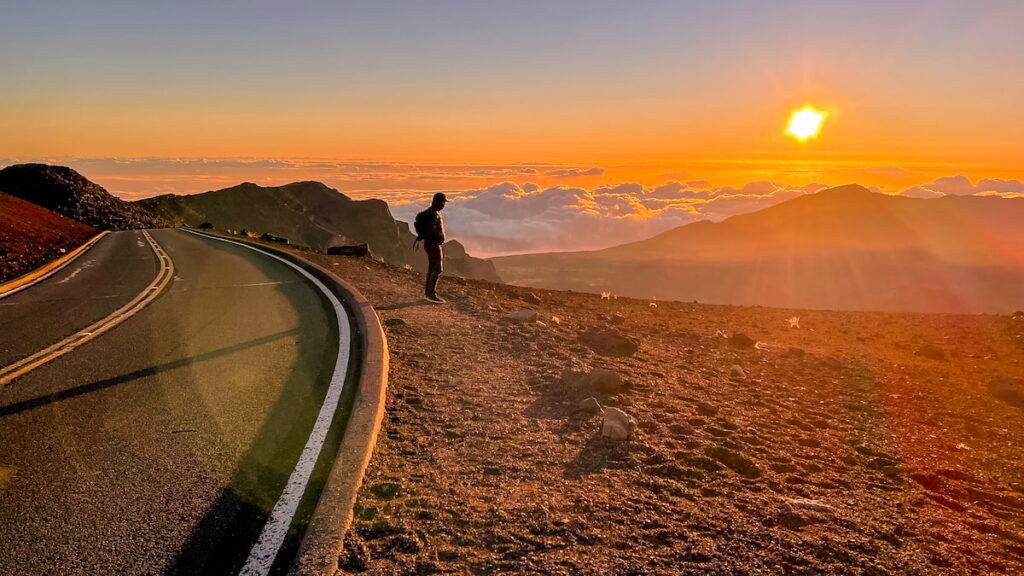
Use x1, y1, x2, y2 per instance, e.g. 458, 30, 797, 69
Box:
305, 251, 1024, 576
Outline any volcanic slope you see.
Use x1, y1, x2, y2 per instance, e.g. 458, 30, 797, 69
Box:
139, 181, 500, 282
0, 164, 165, 230
493, 184, 1024, 314
243, 239, 1024, 576
0, 192, 97, 282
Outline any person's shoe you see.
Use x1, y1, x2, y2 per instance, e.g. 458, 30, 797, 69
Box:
425, 295, 446, 304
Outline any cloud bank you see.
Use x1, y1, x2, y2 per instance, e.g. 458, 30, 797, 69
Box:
900, 175, 1024, 198
392, 180, 827, 256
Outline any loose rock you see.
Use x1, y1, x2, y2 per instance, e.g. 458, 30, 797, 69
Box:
587, 369, 624, 394
728, 333, 757, 348
601, 407, 637, 440
729, 365, 746, 381
523, 292, 542, 305
369, 482, 402, 500
383, 318, 407, 328
579, 397, 603, 414
562, 368, 625, 394
504, 309, 539, 323
779, 498, 837, 529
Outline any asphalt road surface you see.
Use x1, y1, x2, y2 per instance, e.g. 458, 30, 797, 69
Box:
0, 229, 352, 575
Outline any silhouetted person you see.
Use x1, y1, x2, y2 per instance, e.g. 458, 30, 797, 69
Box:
414, 192, 448, 303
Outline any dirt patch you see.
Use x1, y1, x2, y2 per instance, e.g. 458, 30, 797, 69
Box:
295, 245, 1024, 575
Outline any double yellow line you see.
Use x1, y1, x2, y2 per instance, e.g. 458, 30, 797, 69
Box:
0, 231, 175, 387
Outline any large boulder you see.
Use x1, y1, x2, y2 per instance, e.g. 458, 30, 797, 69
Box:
328, 244, 370, 257
579, 327, 639, 357
728, 333, 757, 348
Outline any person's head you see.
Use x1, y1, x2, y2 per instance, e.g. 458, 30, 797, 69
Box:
431, 192, 448, 210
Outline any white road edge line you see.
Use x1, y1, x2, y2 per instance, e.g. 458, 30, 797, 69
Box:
182, 229, 353, 576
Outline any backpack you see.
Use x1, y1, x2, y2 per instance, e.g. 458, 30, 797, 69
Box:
413, 209, 432, 240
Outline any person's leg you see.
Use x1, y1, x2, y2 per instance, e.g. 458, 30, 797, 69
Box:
424, 243, 443, 298
425, 264, 439, 298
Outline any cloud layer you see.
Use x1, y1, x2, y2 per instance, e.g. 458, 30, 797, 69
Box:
901, 175, 1024, 198
392, 180, 827, 256
7, 157, 1022, 257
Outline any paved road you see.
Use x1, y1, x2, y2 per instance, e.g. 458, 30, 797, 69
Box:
0, 229, 350, 575
0, 231, 156, 367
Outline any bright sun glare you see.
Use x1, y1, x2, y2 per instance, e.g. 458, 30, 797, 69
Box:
785, 106, 828, 142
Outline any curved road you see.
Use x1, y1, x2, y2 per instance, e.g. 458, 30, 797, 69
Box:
0, 229, 355, 575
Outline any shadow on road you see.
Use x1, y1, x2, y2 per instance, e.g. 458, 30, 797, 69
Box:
0, 329, 300, 419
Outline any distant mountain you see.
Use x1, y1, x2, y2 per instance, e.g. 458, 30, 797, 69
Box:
493, 185, 1024, 313
0, 164, 166, 230
139, 181, 501, 282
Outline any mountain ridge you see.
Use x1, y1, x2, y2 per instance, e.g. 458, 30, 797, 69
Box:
493, 185, 1024, 313
139, 181, 501, 283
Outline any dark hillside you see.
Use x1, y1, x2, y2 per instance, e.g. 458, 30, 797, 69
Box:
140, 181, 500, 282
0, 164, 166, 230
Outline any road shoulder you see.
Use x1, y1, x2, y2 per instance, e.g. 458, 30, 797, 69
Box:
185, 230, 389, 576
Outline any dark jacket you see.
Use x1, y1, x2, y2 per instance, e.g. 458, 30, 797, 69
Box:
417, 207, 446, 245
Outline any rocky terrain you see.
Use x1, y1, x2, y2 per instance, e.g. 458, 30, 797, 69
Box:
0, 164, 166, 230
281, 247, 1024, 575
140, 182, 500, 282
0, 192, 97, 282
494, 185, 1024, 314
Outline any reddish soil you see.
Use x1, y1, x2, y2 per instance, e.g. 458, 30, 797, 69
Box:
301, 250, 1024, 576
0, 193, 96, 282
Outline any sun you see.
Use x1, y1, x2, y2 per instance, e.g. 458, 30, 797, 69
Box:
785, 106, 828, 142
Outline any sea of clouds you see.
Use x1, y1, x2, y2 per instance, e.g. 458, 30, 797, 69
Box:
391, 180, 828, 256
391, 175, 1024, 256
8, 157, 1022, 257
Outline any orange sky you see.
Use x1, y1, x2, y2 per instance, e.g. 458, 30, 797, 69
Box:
1, 2, 1022, 202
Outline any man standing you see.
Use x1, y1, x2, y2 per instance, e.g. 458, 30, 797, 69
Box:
414, 192, 448, 303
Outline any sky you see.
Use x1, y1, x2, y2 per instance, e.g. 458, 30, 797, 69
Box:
2, 1, 1023, 254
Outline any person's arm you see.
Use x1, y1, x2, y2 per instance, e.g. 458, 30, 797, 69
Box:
434, 213, 446, 244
